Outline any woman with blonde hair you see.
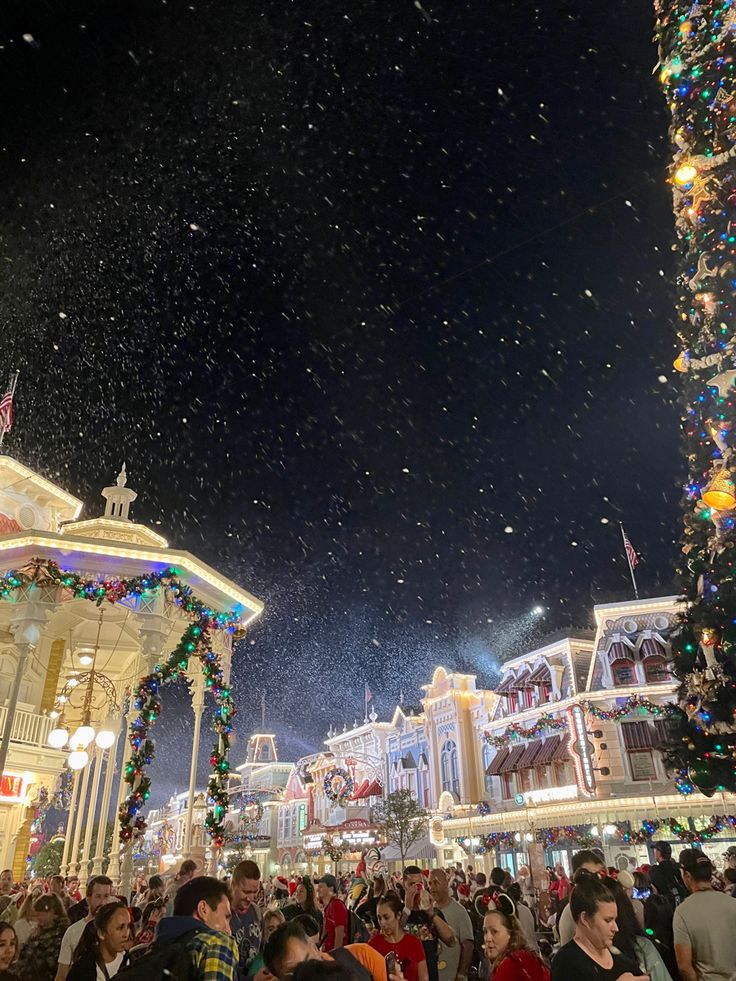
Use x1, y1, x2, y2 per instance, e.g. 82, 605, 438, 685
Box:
17, 894, 69, 981
13, 889, 41, 950
481, 893, 549, 981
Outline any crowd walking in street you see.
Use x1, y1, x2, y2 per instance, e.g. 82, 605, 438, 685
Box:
0, 842, 734, 981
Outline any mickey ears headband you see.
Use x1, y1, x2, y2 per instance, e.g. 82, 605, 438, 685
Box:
474, 889, 517, 919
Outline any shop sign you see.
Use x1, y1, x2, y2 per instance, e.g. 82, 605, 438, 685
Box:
0, 773, 25, 802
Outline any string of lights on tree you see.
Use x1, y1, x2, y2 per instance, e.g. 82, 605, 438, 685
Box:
0, 558, 241, 848
456, 814, 736, 852
483, 697, 672, 748
654, 0, 736, 797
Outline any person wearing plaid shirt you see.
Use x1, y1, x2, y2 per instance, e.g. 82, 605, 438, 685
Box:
155, 876, 238, 981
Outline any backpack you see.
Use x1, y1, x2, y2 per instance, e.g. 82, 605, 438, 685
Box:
348, 908, 371, 944
115, 930, 199, 981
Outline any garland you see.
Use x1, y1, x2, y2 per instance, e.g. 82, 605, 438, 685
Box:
0, 558, 240, 848
456, 814, 736, 853
476, 801, 491, 816
483, 713, 567, 749
483, 697, 674, 748
323, 767, 353, 806
322, 835, 344, 863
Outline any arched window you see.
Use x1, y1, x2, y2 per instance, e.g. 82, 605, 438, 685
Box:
643, 657, 671, 684
441, 739, 459, 796
612, 659, 637, 686
482, 742, 494, 793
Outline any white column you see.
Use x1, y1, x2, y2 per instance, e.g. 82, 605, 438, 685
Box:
106, 716, 132, 885
91, 730, 120, 876
183, 672, 205, 859
60, 770, 82, 876
70, 761, 92, 875
80, 747, 104, 887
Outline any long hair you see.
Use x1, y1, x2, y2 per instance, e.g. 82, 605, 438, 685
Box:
605, 877, 643, 963
297, 877, 319, 915
484, 895, 532, 973
32, 893, 69, 924
72, 901, 128, 965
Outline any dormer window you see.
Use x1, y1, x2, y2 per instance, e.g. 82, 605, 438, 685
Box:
640, 638, 671, 683
612, 660, 637, 686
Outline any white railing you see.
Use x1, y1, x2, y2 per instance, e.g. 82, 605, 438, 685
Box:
0, 706, 54, 747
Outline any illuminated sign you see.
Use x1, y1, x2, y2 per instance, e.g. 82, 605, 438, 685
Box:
0, 774, 25, 802
522, 783, 579, 805
567, 704, 596, 797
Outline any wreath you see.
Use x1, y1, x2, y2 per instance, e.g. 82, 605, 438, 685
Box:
239, 793, 265, 829
0, 558, 241, 848
323, 767, 353, 806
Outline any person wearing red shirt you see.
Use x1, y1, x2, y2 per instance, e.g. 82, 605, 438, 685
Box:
370, 893, 428, 981
483, 894, 550, 981
317, 874, 349, 952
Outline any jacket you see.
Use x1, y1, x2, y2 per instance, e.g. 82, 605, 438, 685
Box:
155, 914, 239, 981
17, 918, 69, 981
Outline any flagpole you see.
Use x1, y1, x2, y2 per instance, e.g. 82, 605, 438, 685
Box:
620, 522, 639, 600
364, 684, 368, 724
0, 370, 19, 451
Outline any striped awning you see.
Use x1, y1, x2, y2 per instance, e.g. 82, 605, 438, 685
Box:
496, 675, 516, 695
640, 637, 665, 659
552, 736, 571, 761
608, 640, 636, 663
622, 721, 653, 750
351, 778, 371, 800
517, 740, 543, 769
499, 744, 527, 773
528, 663, 551, 684
535, 736, 561, 765
509, 670, 532, 690
486, 748, 509, 776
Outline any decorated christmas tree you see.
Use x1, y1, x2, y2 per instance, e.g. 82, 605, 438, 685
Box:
655, 0, 736, 796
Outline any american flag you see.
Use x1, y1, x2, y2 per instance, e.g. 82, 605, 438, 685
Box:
0, 387, 13, 437
365, 683, 373, 704
622, 526, 640, 569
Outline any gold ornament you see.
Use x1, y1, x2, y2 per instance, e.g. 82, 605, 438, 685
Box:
674, 351, 689, 372
702, 468, 736, 511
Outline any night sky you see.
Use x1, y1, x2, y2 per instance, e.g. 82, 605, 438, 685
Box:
0, 0, 684, 801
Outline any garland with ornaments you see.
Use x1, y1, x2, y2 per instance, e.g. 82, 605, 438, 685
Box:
483, 697, 673, 749
0, 557, 241, 848
456, 814, 736, 853
323, 767, 354, 806
654, 0, 736, 796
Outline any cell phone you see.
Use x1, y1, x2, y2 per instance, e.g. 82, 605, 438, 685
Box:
416, 882, 423, 892
385, 952, 398, 976
632, 888, 651, 900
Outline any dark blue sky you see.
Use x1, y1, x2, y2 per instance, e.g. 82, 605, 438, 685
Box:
0, 0, 683, 797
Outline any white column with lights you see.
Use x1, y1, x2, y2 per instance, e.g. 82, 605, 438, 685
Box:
183, 668, 205, 859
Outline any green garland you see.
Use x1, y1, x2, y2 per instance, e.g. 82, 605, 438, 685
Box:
0, 557, 240, 847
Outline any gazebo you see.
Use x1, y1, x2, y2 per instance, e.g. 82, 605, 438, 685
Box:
0, 456, 263, 880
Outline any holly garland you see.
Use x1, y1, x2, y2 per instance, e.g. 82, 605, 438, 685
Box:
483, 697, 673, 749
483, 713, 568, 748
0, 557, 240, 848
618, 814, 736, 845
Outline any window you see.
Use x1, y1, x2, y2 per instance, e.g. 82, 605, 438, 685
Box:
501, 772, 514, 799
298, 804, 307, 833
506, 694, 518, 713
519, 768, 532, 793
629, 750, 656, 781
644, 658, 671, 683
612, 660, 637, 686
482, 743, 494, 793
440, 739, 460, 797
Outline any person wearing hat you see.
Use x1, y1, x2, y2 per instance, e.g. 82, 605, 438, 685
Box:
316, 875, 349, 953
616, 870, 645, 931
673, 849, 736, 981
649, 843, 688, 910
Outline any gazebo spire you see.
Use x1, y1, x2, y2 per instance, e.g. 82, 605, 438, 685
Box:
101, 463, 137, 521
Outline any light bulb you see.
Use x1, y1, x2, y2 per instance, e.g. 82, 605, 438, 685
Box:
674, 163, 697, 186
49, 710, 60, 720
48, 726, 69, 749
95, 729, 116, 750
66, 677, 79, 688
71, 725, 95, 749
77, 653, 94, 666
67, 749, 89, 770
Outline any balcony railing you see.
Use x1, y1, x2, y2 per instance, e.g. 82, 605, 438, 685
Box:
0, 706, 54, 748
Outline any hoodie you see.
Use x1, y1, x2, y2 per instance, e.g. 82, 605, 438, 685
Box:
155, 915, 239, 981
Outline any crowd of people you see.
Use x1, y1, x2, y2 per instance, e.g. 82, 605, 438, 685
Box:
0, 841, 733, 981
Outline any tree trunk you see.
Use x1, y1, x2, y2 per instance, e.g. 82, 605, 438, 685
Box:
654, 0, 736, 794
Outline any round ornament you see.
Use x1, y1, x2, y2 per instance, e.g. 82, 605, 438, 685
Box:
688, 762, 717, 797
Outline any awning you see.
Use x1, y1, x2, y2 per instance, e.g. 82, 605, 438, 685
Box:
495, 675, 516, 695
351, 778, 370, 800
640, 638, 665, 659
552, 736, 571, 761
486, 748, 509, 776
365, 780, 383, 797
528, 663, 551, 684
608, 640, 636, 663
382, 835, 436, 862
499, 745, 527, 773
517, 740, 543, 769
622, 721, 653, 750
510, 670, 532, 690
535, 736, 561, 765
401, 752, 417, 770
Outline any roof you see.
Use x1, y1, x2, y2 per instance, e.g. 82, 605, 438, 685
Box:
0, 456, 82, 522
0, 531, 263, 623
